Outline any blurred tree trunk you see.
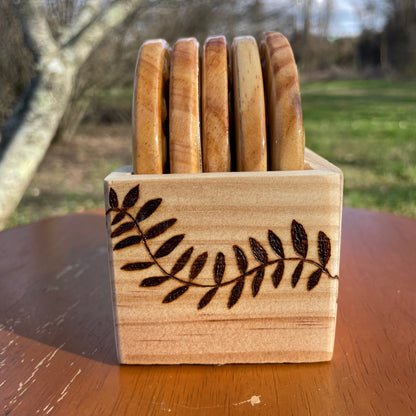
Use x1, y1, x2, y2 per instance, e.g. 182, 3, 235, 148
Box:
0, 0, 143, 229
302, 0, 312, 39
383, 0, 416, 74
298, 0, 313, 68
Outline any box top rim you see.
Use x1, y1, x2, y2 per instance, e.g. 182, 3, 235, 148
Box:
105, 148, 341, 182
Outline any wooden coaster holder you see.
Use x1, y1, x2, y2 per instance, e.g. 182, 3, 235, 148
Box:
104, 149, 343, 364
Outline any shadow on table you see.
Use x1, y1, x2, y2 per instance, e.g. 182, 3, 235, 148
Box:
0, 212, 118, 365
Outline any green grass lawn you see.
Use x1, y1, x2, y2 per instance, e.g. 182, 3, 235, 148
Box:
7, 79, 416, 228
301, 80, 416, 218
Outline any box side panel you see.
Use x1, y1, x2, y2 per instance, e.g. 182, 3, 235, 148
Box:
105, 170, 342, 363
103, 180, 124, 363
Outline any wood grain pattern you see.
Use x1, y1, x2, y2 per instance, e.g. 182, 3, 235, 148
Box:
1, 208, 416, 415
260, 31, 305, 170
169, 38, 202, 173
132, 39, 170, 174
201, 36, 231, 172
231, 36, 267, 171
104, 149, 343, 364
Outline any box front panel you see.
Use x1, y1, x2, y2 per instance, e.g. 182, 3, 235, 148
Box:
105, 169, 342, 363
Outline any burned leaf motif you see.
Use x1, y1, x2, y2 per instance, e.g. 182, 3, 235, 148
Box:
272, 259, 284, 288
122, 262, 154, 271
268, 230, 285, 258
109, 188, 118, 209
154, 234, 185, 258
249, 238, 268, 264
318, 231, 331, 268
197, 287, 218, 310
111, 221, 135, 238
163, 285, 189, 303
113, 235, 142, 250
252, 268, 264, 297
141, 276, 170, 287
111, 211, 125, 226
233, 245, 247, 274
214, 252, 225, 284
171, 247, 194, 275
122, 185, 139, 209
145, 219, 177, 240
107, 187, 337, 309
291, 220, 308, 258
189, 252, 208, 280
228, 279, 244, 309
136, 198, 162, 223
307, 269, 322, 291
291, 260, 303, 288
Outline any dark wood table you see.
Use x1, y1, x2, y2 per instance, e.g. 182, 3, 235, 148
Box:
1, 208, 415, 415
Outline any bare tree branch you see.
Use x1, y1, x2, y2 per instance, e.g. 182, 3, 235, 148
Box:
69, 0, 144, 63
59, 0, 102, 46
14, 0, 58, 59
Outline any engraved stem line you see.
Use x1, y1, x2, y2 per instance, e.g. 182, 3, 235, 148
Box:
108, 208, 338, 289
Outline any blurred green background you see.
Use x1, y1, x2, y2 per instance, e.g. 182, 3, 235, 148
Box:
1, 0, 415, 228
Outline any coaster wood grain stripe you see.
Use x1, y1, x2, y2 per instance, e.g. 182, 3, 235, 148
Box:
232, 36, 267, 172
202, 36, 231, 172
169, 38, 202, 173
260, 32, 305, 171
132, 39, 170, 174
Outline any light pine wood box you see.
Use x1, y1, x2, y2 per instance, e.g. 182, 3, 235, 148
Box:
104, 148, 343, 364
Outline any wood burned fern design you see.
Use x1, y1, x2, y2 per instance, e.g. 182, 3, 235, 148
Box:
106, 185, 338, 310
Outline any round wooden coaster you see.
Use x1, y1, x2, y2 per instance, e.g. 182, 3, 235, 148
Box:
260, 31, 305, 171
231, 36, 267, 171
169, 37, 202, 173
202, 36, 231, 172
132, 39, 170, 174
